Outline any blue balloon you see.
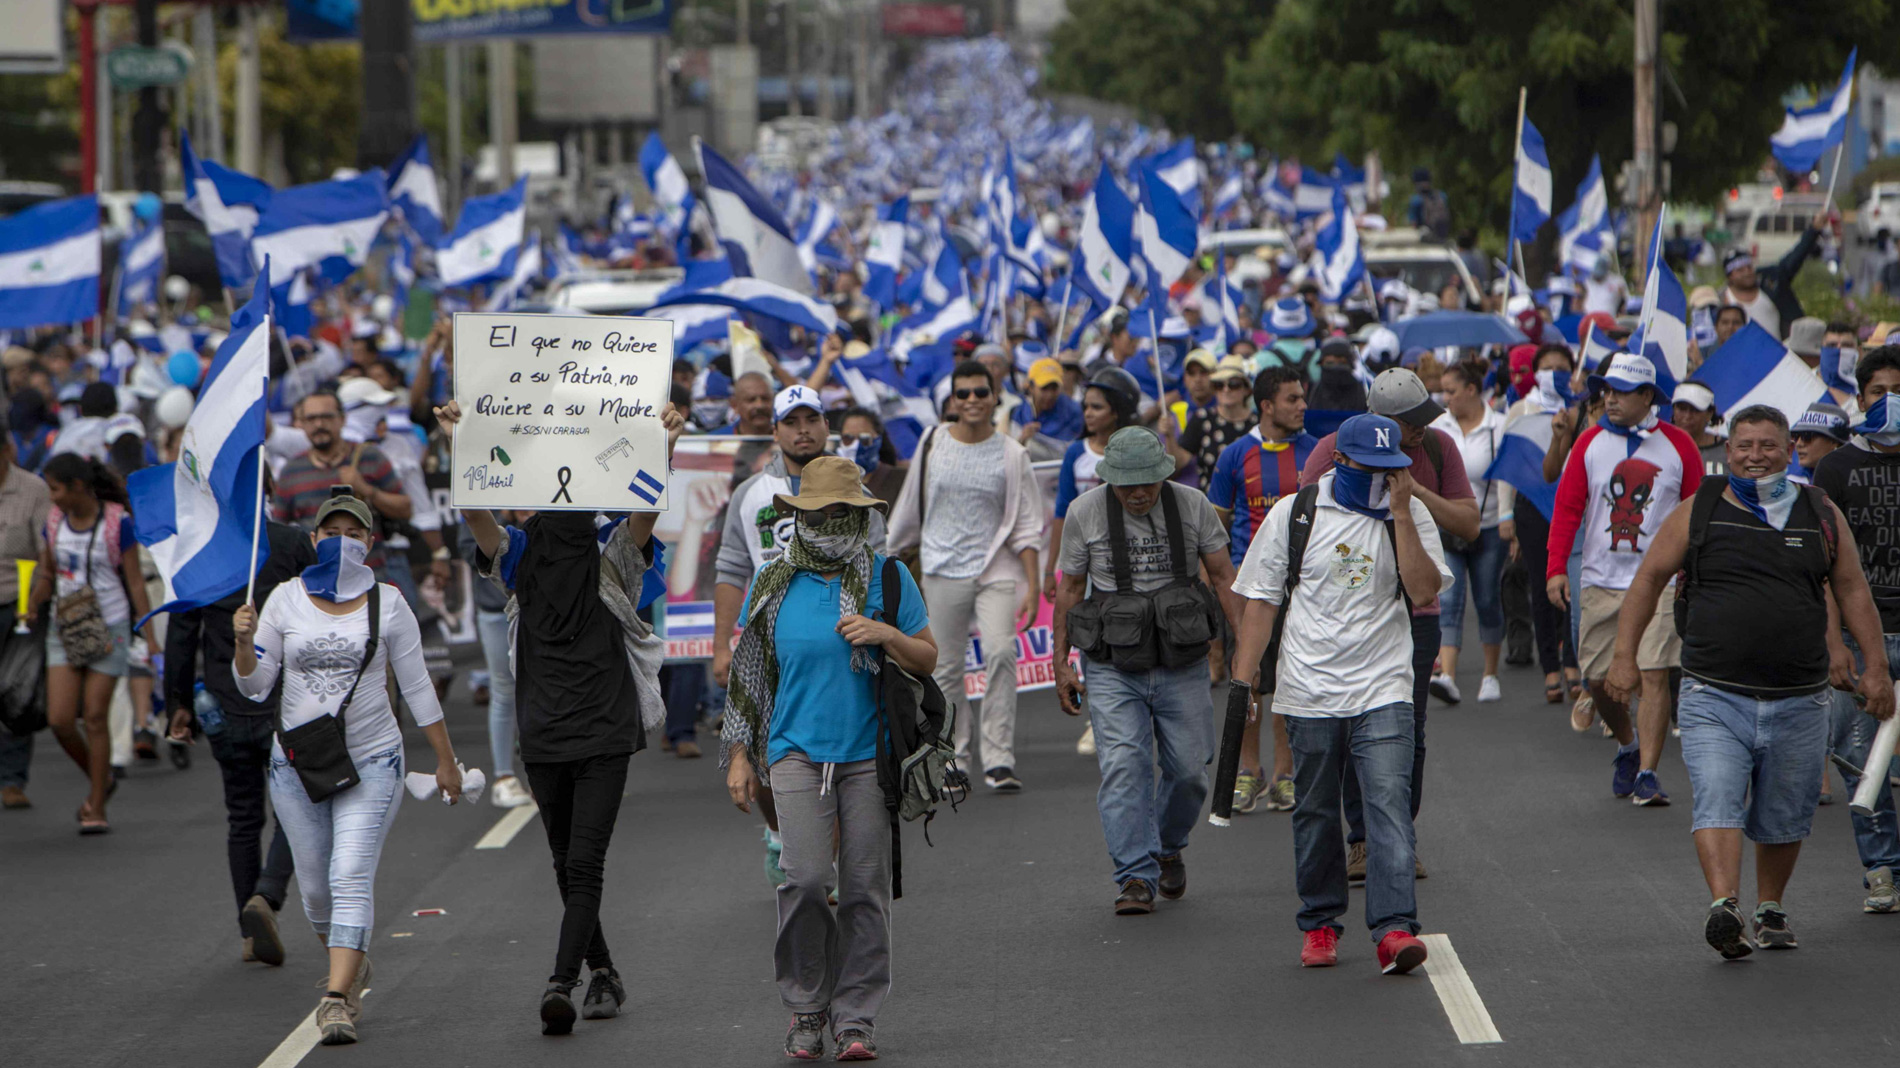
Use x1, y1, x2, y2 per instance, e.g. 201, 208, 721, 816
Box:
133, 192, 161, 223
168, 350, 201, 388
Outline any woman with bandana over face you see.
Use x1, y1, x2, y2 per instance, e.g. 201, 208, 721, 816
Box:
233, 488, 462, 1047
437, 400, 685, 1037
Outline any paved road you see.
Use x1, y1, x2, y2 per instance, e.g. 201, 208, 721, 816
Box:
7, 631, 1900, 1067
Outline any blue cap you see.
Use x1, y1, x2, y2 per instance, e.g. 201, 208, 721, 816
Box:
1335, 413, 1413, 469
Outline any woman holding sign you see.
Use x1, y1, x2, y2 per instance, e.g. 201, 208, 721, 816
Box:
437, 399, 683, 1037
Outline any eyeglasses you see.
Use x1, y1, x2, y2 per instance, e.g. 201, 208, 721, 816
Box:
954, 387, 993, 400
840, 432, 880, 446
299, 411, 341, 424
1216, 379, 1250, 391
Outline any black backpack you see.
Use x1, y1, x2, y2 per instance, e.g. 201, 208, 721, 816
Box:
1674, 479, 1834, 637
872, 556, 958, 900
1255, 484, 1408, 694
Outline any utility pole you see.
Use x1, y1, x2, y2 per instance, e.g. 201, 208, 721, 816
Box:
786, 0, 802, 117
235, 3, 261, 175
357, 0, 417, 169
131, 0, 164, 192
194, 6, 222, 161
446, 43, 464, 214
1632, 0, 1659, 287
487, 39, 518, 189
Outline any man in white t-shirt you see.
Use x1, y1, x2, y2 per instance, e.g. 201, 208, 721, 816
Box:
1582, 259, 1629, 318
1230, 413, 1451, 975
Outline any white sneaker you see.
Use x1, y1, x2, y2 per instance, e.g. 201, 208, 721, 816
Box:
1429, 674, 1462, 705
490, 775, 533, 808
1077, 725, 1096, 756
1477, 675, 1502, 702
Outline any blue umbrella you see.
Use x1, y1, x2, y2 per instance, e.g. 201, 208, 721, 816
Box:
1390, 311, 1528, 351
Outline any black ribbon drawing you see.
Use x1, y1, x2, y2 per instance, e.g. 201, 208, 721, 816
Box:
551, 465, 574, 504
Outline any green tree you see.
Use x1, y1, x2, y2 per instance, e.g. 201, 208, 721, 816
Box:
1045, 0, 1274, 140
218, 14, 362, 184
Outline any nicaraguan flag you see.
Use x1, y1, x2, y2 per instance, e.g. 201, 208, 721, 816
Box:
386, 135, 443, 246
552, 223, 586, 276
1513, 116, 1553, 246
645, 276, 843, 338
389, 230, 417, 310
0, 194, 101, 330
795, 198, 839, 273
1133, 163, 1197, 299
436, 176, 526, 288
653, 303, 736, 348
917, 236, 965, 311
890, 294, 980, 377
1332, 154, 1371, 213
1771, 49, 1856, 175
1485, 412, 1559, 519
1196, 252, 1242, 352
117, 216, 166, 317
1636, 222, 1688, 393
483, 233, 542, 312
1556, 154, 1611, 276
1313, 184, 1365, 303
1693, 321, 1826, 426
694, 137, 811, 294
128, 259, 272, 619
1212, 172, 1244, 221
250, 170, 389, 285
1147, 139, 1202, 217
639, 132, 692, 229
1287, 166, 1337, 219
181, 132, 266, 290
1580, 319, 1618, 372
270, 268, 312, 341
863, 196, 908, 311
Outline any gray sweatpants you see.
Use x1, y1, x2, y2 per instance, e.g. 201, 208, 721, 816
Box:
771, 754, 892, 1034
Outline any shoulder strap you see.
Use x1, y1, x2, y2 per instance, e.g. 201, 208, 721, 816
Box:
1282, 484, 1321, 596
1681, 477, 1729, 599
1160, 483, 1190, 582
1802, 484, 1838, 568
879, 555, 902, 625
80, 519, 97, 586
1419, 428, 1444, 479
1104, 489, 1135, 593
1380, 519, 1410, 604
333, 583, 383, 729
915, 427, 937, 528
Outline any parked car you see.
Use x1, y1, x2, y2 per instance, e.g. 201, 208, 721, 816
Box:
1362, 227, 1483, 307
546, 268, 687, 315
1857, 182, 1900, 242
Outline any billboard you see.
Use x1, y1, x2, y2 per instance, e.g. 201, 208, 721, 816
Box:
880, 4, 970, 38
287, 1, 673, 43
0, 0, 64, 75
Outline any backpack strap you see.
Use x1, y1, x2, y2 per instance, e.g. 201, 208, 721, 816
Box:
1419, 428, 1445, 481
1104, 490, 1135, 594
1282, 484, 1321, 597
1160, 483, 1190, 582
1380, 519, 1411, 605
1801, 484, 1838, 568
871, 554, 905, 900
1679, 478, 1729, 604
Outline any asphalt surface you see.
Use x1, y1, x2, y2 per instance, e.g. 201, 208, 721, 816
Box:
8, 620, 1900, 1068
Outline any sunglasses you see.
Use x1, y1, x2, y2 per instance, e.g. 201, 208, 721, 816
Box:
1791, 432, 1822, 443
954, 387, 993, 400
1216, 379, 1250, 391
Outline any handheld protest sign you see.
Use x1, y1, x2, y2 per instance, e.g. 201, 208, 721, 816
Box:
450, 311, 673, 512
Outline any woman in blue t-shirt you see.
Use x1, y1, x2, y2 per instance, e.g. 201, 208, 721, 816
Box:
721, 457, 935, 1063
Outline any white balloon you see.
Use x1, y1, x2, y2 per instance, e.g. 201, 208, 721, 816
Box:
370, 294, 395, 321
163, 275, 190, 302
156, 386, 195, 428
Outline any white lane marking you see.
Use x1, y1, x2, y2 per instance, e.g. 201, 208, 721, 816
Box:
475, 802, 539, 850
255, 1007, 318, 1068
1418, 934, 1502, 1044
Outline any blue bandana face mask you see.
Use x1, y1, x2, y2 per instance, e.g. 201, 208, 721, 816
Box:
1857, 394, 1900, 446
302, 535, 375, 603
1331, 463, 1391, 519
852, 434, 882, 475
1534, 369, 1575, 412
1728, 471, 1797, 531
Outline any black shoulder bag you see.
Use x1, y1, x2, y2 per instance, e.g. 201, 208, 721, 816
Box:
277, 583, 382, 803
872, 557, 957, 900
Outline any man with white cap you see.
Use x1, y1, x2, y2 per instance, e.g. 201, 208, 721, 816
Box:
1547, 351, 1703, 806
1670, 381, 1727, 479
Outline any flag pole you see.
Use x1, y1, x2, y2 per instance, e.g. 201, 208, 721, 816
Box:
245, 436, 264, 608
1821, 138, 1848, 217
1504, 86, 1527, 295
1636, 202, 1669, 342
1052, 284, 1073, 355
1146, 304, 1166, 411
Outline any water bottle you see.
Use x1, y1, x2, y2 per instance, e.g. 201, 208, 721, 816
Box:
194, 685, 226, 736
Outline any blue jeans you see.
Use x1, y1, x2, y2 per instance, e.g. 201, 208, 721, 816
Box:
1831, 635, 1900, 875
1084, 660, 1214, 889
662, 663, 705, 744
476, 609, 517, 777
0, 726, 30, 790
1439, 528, 1506, 649
1345, 614, 1438, 845
1287, 703, 1420, 941
268, 744, 405, 953
1678, 679, 1828, 842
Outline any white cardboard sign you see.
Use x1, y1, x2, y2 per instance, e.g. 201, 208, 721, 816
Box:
450, 311, 673, 512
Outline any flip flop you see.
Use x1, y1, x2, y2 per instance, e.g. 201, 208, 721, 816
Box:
1544, 678, 1564, 704
79, 818, 110, 835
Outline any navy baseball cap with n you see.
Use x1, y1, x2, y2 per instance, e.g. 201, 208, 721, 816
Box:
774, 385, 824, 422
1335, 413, 1413, 469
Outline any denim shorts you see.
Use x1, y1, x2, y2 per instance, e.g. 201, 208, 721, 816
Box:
1678, 677, 1829, 843
45, 619, 132, 677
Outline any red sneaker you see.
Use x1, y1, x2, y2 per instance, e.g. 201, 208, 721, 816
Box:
1377, 931, 1428, 975
1300, 928, 1339, 968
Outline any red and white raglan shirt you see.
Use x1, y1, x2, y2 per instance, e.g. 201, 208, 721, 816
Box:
1546, 416, 1703, 590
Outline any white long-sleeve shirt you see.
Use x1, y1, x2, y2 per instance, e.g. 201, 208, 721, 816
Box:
236, 578, 443, 766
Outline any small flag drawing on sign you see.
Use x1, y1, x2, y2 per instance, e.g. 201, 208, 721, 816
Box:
629, 469, 665, 505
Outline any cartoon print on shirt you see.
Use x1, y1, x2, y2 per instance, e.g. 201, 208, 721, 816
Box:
1604, 457, 1661, 551
1329, 542, 1375, 589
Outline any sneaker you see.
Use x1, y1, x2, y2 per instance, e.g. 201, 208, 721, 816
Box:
134, 728, 158, 760
984, 766, 1023, 792
343, 955, 372, 1020
833, 1028, 877, 1061
541, 982, 579, 1036
1264, 775, 1296, 812
1376, 931, 1428, 975
1414, 857, 1429, 880
239, 894, 285, 967
581, 967, 625, 1020
1570, 692, 1596, 733
1866, 867, 1899, 914
1705, 898, 1754, 960
1632, 769, 1671, 806
786, 1010, 828, 1059
1077, 725, 1096, 756
1753, 903, 1797, 949
1429, 674, 1461, 705
1611, 746, 1640, 798
1477, 675, 1502, 703
1231, 770, 1265, 814
764, 828, 786, 888
1157, 853, 1186, 900
1346, 841, 1367, 886
675, 739, 702, 759
491, 776, 534, 808
1300, 927, 1339, 967
1114, 878, 1155, 915
316, 996, 357, 1045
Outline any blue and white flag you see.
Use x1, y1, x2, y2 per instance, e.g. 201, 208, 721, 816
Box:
552, 223, 586, 277
639, 131, 692, 229
1196, 252, 1241, 352
181, 132, 265, 290
0, 194, 101, 330
795, 198, 840, 273
249, 170, 389, 285
483, 233, 542, 312
1313, 185, 1365, 303
1636, 221, 1688, 393
271, 268, 313, 341
436, 176, 526, 288
1513, 116, 1553, 246
694, 138, 812, 294
389, 231, 417, 310
1485, 412, 1558, 520
1146, 139, 1202, 216
1692, 320, 1827, 426
654, 303, 737, 349
890, 294, 981, 382
916, 236, 966, 311
1555, 154, 1611, 276
116, 216, 165, 317
1273, 166, 1338, 220
1212, 172, 1244, 221
1580, 318, 1619, 372
127, 259, 272, 619
863, 196, 909, 311
386, 135, 443, 246
1771, 49, 1856, 175
1332, 153, 1371, 213
645, 276, 843, 337
1133, 163, 1197, 301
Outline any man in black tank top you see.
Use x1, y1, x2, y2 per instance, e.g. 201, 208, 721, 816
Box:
1606, 405, 1894, 960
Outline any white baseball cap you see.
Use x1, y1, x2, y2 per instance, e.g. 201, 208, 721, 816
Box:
1589, 352, 1659, 396
774, 384, 824, 422
337, 376, 399, 409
